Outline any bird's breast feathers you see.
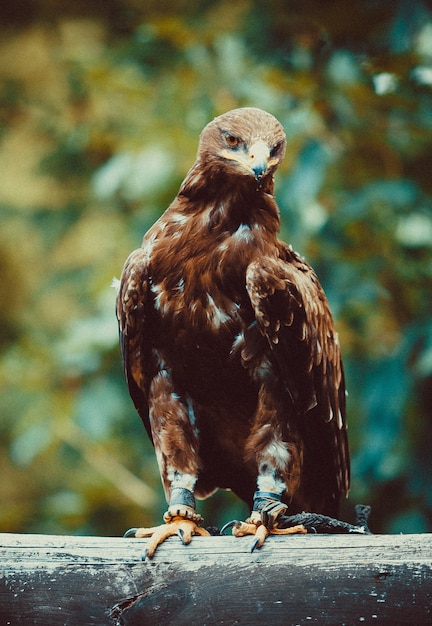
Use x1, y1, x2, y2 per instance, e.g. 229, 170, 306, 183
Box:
145, 208, 272, 334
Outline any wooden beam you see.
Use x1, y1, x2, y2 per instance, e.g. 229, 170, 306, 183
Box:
1, 532, 431, 625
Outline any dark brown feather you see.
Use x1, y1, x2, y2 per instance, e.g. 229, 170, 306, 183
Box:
117, 107, 349, 516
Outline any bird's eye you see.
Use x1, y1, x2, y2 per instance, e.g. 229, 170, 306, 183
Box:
224, 133, 240, 147
270, 141, 283, 158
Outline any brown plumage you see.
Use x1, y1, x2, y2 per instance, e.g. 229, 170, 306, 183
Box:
117, 107, 349, 555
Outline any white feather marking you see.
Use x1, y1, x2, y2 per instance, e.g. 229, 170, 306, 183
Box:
200, 207, 212, 227
267, 440, 290, 469
232, 223, 253, 242
158, 369, 169, 380
231, 331, 245, 352
170, 212, 190, 225
168, 471, 197, 491
150, 282, 166, 312
256, 435, 290, 494
190, 300, 199, 315
186, 171, 202, 189
185, 397, 197, 426
150, 282, 163, 295
257, 470, 287, 495
153, 292, 161, 310
185, 396, 200, 438
152, 349, 167, 370
206, 294, 231, 328
111, 277, 121, 292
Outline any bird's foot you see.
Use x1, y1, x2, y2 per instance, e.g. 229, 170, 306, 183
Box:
124, 505, 209, 559
222, 511, 306, 551
221, 491, 306, 551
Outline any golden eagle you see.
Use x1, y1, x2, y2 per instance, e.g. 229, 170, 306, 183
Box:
117, 107, 349, 556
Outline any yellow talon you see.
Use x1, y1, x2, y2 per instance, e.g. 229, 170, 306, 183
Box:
132, 515, 209, 558
229, 518, 306, 550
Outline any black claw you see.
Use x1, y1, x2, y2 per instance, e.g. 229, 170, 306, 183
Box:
250, 537, 260, 553
177, 528, 185, 545
354, 504, 372, 533
141, 548, 148, 561
123, 527, 139, 538
220, 520, 239, 535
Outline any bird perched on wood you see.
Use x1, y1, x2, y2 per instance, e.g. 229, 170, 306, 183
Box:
117, 107, 349, 557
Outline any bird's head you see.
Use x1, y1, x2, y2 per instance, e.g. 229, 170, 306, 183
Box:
198, 107, 286, 190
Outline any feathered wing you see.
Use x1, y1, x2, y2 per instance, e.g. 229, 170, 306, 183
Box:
116, 247, 154, 443
246, 243, 350, 503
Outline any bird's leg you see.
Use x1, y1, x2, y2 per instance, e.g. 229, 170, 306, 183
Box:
124, 370, 210, 557
130, 479, 209, 558
223, 386, 306, 548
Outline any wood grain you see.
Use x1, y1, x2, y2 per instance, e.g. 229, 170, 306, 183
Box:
1, 533, 431, 625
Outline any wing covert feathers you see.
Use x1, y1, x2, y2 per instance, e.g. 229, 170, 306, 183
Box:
117, 248, 153, 438
246, 249, 349, 496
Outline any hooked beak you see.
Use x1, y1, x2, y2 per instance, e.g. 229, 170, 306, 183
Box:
248, 140, 270, 185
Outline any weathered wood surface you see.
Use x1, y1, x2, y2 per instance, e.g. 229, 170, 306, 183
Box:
1, 532, 431, 625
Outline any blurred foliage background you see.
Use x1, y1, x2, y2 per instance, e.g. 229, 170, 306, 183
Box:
1, 0, 432, 537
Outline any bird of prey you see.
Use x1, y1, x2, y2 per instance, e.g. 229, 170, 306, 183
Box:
117, 107, 349, 557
